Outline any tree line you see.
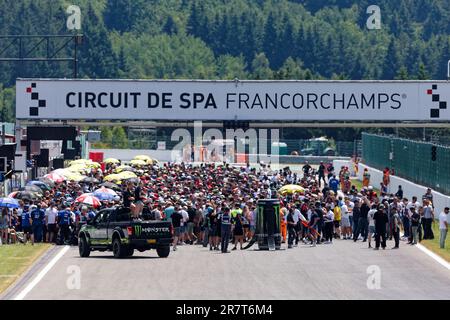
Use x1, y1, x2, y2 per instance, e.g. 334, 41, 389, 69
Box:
0, 0, 449, 141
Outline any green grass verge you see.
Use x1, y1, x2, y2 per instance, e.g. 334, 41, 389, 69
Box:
0, 243, 51, 294
421, 223, 450, 262
351, 179, 380, 194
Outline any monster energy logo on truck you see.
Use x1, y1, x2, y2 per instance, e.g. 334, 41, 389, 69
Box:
134, 225, 142, 237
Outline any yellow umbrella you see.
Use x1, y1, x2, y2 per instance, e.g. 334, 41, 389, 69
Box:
114, 165, 134, 173
134, 155, 151, 161
130, 159, 147, 166
278, 184, 305, 195
116, 171, 137, 179
63, 172, 86, 182
104, 174, 121, 182
69, 159, 91, 166
86, 162, 101, 169
104, 158, 120, 164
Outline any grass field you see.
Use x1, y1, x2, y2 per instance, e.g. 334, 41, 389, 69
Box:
0, 243, 51, 294
420, 223, 450, 262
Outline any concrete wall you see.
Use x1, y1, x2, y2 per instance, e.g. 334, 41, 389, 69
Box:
333, 159, 450, 217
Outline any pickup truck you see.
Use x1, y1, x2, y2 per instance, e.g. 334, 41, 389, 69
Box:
78, 207, 173, 258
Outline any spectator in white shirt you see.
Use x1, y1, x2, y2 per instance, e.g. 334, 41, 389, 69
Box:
45, 204, 58, 243
439, 207, 449, 249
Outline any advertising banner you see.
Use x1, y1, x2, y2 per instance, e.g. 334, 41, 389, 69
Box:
16, 79, 450, 121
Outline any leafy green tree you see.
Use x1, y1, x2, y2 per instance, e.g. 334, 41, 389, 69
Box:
251, 53, 273, 79
216, 55, 248, 79
395, 66, 410, 80
417, 63, 430, 80
101, 127, 113, 147
112, 127, 128, 149
80, 4, 118, 78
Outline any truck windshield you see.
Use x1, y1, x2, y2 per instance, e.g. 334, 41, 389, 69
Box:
115, 208, 132, 222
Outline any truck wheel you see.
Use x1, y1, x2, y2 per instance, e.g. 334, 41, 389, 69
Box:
126, 248, 134, 257
112, 238, 125, 258
156, 246, 170, 258
79, 236, 90, 258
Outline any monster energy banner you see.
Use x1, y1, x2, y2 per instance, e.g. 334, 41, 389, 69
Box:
16, 79, 450, 121
134, 225, 170, 237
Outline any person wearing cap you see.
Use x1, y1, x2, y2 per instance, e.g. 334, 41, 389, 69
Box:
422, 199, 434, 240
438, 207, 449, 249
367, 186, 377, 202
373, 204, 388, 250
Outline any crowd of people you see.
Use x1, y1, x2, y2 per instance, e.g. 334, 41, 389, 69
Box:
0, 160, 448, 252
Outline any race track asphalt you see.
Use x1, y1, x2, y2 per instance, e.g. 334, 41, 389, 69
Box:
3, 238, 450, 300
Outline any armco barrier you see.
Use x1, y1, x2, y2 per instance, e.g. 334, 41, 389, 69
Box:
333, 159, 450, 217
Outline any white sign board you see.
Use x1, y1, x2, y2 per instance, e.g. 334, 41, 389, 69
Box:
16, 79, 450, 121
157, 141, 166, 150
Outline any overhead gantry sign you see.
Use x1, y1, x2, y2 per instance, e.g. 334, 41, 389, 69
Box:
16, 79, 450, 123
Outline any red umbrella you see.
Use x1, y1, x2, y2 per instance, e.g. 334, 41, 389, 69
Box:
44, 172, 65, 183
8, 191, 18, 198
75, 193, 101, 208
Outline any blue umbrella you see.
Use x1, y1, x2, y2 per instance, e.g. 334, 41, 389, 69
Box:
0, 197, 19, 208
27, 180, 51, 191
92, 191, 115, 201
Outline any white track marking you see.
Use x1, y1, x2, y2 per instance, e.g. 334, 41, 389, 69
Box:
14, 245, 70, 300
416, 244, 450, 270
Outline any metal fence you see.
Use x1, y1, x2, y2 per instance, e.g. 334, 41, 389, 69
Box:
362, 133, 450, 195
